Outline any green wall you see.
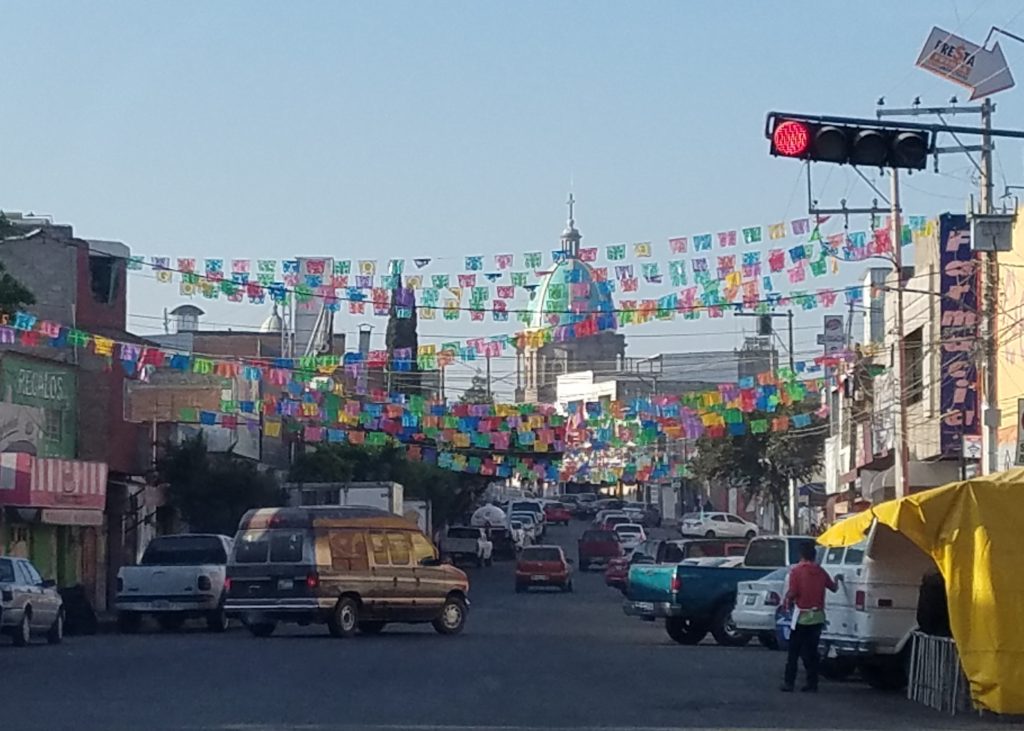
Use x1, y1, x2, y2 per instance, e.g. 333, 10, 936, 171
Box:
0, 354, 77, 458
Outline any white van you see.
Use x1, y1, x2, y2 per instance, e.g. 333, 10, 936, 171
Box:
819, 521, 936, 690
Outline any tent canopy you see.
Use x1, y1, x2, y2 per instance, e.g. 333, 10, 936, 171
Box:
818, 470, 1024, 715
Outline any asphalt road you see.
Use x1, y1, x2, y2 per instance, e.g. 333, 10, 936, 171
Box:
0, 520, 1003, 731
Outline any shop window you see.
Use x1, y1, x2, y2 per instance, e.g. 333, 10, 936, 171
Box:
905, 327, 924, 405
44, 409, 63, 442
89, 254, 120, 304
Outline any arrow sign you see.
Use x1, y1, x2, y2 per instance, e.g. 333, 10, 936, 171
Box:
915, 27, 1015, 100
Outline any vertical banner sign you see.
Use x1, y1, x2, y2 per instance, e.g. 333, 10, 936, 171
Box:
1016, 399, 1024, 466
939, 214, 980, 455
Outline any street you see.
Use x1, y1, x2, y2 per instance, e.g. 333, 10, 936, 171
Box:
0, 521, 1000, 731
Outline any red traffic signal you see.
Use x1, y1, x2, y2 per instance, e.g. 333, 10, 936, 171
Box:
767, 113, 933, 170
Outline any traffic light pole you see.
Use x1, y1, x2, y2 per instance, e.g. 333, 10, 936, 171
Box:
891, 168, 910, 500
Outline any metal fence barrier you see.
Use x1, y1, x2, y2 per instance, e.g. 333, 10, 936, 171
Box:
907, 631, 974, 715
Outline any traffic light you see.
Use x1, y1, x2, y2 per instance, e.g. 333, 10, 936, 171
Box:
766, 113, 933, 170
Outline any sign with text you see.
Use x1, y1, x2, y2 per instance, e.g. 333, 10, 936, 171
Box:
916, 27, 1015, 100
938, 214, 980, 455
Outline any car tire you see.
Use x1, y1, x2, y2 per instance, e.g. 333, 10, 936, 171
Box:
665, 617, 707, 645
328, 597, 360, 638
13, 610, 31, 646
246, 621, 276, 638
861, 655, 909, 691
758, 631, 779, 650
704, 530, 716, 538
156, 614, 186, 632
711, 604, 752, 647
47, 609, 65, 645
745, 530, 756, 539
432, 595, 467, 635
206, 605, 229, 633
117, 611, 142, 634
358, 621, 386, 635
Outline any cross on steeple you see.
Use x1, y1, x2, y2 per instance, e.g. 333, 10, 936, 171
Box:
567, 193, 576, 228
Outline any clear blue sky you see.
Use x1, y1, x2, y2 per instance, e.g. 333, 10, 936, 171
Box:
3, 1, 1024, 394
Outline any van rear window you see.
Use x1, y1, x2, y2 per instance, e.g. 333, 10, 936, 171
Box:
233, 530, 306, 564
744, 539, 785, 567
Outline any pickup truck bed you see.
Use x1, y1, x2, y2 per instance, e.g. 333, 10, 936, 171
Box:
624, 562, 774, 646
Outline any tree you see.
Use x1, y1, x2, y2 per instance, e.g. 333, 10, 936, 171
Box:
688, 411, 825, 530
0, 213, 36, 317
459, 373, 492, 404
158, 433, 285, 535
290, 443, 487, 529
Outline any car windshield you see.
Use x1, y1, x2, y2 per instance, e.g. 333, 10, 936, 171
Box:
448, 528, 480, 539
141, 536, 227, 566
0, 559, 15, 583
546, 502, 565, 510
511, 514, 535, 525
615, 525, 643, 535
521, 547, 561, 562
582, 530, 618, 542
510, 522, 523, 530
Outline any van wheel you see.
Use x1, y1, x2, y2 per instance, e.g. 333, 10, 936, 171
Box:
711, 605, 752, 646
665, 617, 707, 645
47, 609, 65, 644
358, 621, 386, 635
12, 610, 31, 646
745, 530, 756, 539
117, 611, 142, 634
704, 530, 716, 538
758, 631, 779, 650
328, 597, 359, 638
432, 595, 467, 635
861, 656, 908, 691
247, 621, 276, 638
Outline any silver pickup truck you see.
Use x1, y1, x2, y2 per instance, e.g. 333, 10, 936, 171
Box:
116, 534, 233, 632
440, 527, 493, 567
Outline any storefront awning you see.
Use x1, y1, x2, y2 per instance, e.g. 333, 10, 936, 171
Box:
0, 454, 108, 513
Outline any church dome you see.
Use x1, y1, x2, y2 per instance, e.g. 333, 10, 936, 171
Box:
528, 257, 616, 331
259, 304, 283, 333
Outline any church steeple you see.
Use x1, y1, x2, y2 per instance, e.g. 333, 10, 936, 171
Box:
561, 193, 581, 258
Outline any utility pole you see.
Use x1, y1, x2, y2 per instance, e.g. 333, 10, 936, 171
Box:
980, 98, 1000, 475
787, 310, 795, 372
890, 168, 910, 499
485, 354, 492, 401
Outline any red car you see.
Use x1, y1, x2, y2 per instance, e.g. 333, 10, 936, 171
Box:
577, 529, 623, 571
514, 545, 574, 592
604, 556, 630, 592
543, 501, 572, 526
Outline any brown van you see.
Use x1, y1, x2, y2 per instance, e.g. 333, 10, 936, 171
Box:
225, 506, 469, 638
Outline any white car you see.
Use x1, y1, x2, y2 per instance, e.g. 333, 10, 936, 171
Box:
593, 510, 628, 527
613, 523, 646, 551
509, 512, 540, 542
680, 512, 759, 539
733, 566, 790, 648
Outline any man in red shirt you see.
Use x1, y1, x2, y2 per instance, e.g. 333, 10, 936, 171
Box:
781, 540, 839, 693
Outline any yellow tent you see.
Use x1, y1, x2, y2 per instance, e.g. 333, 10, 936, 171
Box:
818, 470, 1024, 714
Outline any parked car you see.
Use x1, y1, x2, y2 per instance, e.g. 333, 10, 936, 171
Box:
509, 512, 540, 542
603, 515, 633, 532
606, 538, 745, 593
680, 512, 759, 539
623, 535, 817, 646
514, 546, 574, 593
116, 534, 233, 633
508, 520, 528, 551
543, 501, 572, 526
226, 506, 469, 638
592, 509, 623, 527
0, 556, 64, 646
509, 500, 546, 537
593, 498, 626, 513
441, 526, 493, 567
613, 523, 646, 551
578, 529, 623, 571
485, 526, 517, 561
818, 524, 934, 690
733, 567, 790, 649
574, 493, 599, 518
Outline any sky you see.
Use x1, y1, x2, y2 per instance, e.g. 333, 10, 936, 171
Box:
3, 1, 1024, 397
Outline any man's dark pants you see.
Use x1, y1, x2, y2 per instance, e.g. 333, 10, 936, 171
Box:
784, 622, 823, 689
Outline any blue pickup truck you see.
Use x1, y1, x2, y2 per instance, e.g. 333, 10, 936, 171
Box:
623, 535, 817, 646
